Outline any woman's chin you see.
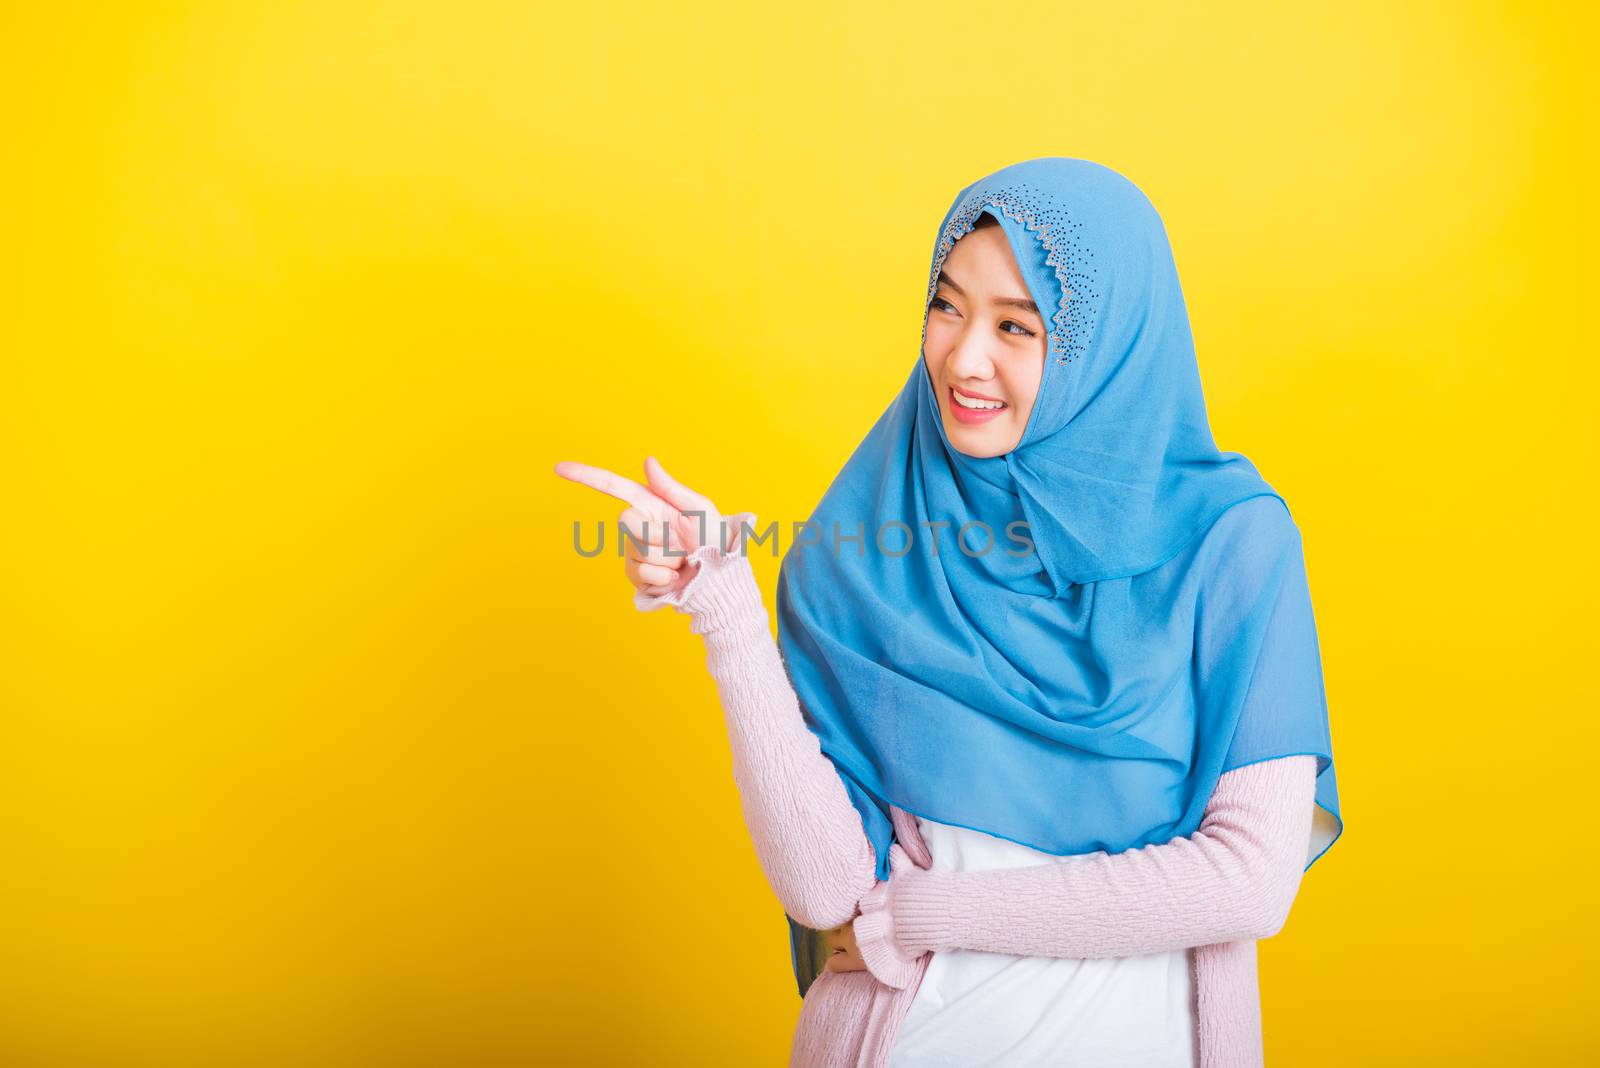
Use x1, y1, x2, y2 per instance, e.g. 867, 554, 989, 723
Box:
944, 418, 1016, 458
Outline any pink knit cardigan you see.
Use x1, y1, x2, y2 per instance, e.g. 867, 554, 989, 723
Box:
637, 514, 1319, 1068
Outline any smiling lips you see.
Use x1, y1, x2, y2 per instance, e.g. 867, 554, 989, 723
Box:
948, 385, 1008, 425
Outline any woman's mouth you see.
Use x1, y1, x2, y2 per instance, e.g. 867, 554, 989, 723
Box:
947, 386, 1008, 425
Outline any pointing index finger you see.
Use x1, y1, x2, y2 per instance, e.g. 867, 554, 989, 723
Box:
554, 461, 668, 515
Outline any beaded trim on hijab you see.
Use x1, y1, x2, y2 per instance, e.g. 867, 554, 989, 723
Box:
922, 184, 1102, 365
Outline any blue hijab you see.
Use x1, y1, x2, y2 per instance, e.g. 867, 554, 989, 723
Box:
775, 158, 1342, 992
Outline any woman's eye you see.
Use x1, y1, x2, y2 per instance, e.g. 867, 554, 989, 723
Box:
928, 296, 1035, 338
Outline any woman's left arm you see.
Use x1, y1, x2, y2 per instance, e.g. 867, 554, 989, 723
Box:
852, 753, 1317, 987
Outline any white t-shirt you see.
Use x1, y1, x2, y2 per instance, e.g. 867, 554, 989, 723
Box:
886, 816, 1198, 1067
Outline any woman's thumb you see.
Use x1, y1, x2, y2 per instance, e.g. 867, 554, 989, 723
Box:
644, 456, 716, 516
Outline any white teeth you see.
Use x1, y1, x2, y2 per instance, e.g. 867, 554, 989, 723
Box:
952, 390, 1006, 411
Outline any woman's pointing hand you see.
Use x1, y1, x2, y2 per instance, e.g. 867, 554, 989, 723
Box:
554, 456, 728, 597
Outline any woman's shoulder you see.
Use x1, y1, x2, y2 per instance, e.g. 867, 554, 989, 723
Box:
1196, 494, 1300, 564
1150, 494, 1303, 600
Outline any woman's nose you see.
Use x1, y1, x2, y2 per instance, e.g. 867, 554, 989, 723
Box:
946, 334, 996, 380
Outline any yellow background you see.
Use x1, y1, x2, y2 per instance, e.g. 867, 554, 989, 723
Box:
4, 1, 1594, 1064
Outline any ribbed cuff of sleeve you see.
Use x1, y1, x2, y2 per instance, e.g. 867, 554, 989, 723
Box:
881, 867, 965, 959
852, 879, 922, 990
632, 511, 768, 635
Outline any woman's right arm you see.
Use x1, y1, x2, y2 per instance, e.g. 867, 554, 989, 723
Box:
636, 513, 879, 932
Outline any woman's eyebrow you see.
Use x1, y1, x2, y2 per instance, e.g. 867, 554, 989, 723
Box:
937, 270, 1039, 315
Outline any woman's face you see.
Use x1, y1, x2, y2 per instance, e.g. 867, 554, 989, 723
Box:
922, 219, 1047, 458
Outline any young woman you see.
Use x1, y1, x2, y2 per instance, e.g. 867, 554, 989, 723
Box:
557, 157, 1342, 1067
